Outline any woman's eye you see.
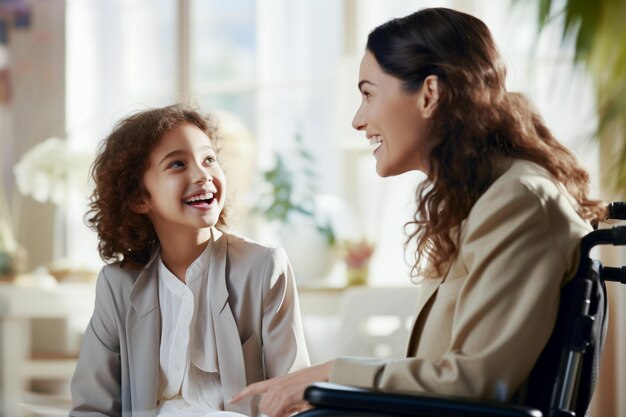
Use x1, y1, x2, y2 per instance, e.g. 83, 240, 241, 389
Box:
362, 90, 371, 99
205, 156, 216, 164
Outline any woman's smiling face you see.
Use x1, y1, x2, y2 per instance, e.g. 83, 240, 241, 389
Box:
352, 51, 437, 177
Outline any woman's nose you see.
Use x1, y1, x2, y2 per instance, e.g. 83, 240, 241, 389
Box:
352, 106, 366, 131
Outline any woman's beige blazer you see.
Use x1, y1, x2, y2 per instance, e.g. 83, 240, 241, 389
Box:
330, 159, 592, 401
69, 229, 310, 417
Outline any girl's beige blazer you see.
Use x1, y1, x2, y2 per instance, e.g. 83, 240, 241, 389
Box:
70, 229, 310, 417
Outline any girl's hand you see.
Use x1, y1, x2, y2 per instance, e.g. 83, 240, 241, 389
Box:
229, 361, 334, 417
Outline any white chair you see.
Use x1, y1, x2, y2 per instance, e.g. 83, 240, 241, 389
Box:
334, 286, 420, 359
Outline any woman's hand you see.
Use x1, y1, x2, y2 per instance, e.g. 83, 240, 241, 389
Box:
229, 361, 334, 417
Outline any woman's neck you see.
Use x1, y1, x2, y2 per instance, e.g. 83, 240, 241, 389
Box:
158, 228, 212, 282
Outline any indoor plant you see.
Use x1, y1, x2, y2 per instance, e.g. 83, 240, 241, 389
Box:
256, 133, 337, 282
532, 0, 626, 193
256, 133, 336, 245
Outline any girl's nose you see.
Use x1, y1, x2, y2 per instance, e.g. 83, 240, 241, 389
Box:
192, 165, 212, 184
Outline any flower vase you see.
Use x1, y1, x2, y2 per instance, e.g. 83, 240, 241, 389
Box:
279, 214, 336, 285
342, 239, 375, 287
0, 246, 28, 281
346, 264, 369, 286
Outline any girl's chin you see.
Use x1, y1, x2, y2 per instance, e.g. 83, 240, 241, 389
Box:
200, 211, 222, 224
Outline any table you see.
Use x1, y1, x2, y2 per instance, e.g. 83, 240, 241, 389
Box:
0, 280, 96, 417
297, 286, 344, 315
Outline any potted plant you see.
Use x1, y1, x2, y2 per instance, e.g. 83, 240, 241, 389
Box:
531, 0, 626, 194
255, 133, 337, 283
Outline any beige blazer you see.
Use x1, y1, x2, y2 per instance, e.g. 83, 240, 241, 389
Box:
330, 159, 591, 401
70, 229, 310, 417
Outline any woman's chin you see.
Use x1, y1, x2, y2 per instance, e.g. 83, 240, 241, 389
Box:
375, 164, 393, 178
374, 156, 398, 177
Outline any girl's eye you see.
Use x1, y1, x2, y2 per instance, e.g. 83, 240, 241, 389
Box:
362, 90, 371, 99
205, 156, 216, 164
168, 161, 185, 169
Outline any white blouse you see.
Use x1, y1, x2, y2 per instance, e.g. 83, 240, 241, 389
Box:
156, 244, 244, 416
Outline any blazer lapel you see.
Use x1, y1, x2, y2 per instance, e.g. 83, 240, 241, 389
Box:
127, 252, 161, 416
406, 277, 443, 355
208, 228, 250, 415
405, 221, 467, 357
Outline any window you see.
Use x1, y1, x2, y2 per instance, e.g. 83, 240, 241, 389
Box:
64, 0, 599, 285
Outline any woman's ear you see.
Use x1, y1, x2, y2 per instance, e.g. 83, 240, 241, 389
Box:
419, 75, 440, 118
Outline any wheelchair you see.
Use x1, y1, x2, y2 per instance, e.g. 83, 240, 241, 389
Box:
296, 202, 626, 417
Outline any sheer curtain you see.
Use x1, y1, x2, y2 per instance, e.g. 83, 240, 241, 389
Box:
593, 133, 626, 417
65, 0, 177, 267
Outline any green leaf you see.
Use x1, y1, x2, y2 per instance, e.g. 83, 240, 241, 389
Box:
538, 0, 553, 28
531, 0, 626, 194
316, 223, 337, 247
255, 131, 336, 245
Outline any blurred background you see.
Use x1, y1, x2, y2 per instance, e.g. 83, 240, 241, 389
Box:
0, 0, 624, 416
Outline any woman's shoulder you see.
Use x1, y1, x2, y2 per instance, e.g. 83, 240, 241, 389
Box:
485, 159, 569, 204
470, 158, 590, 231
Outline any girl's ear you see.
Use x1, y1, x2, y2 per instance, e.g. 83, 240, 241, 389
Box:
130, 194, 150, 214
418, 75, 440, 119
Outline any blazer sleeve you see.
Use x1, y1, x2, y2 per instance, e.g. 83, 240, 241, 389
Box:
260, 247, 311, 378
69, 268, 123, 417
331, 179, 588, 400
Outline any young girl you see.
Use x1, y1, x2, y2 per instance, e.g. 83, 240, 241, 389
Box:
70, 104, 310, 417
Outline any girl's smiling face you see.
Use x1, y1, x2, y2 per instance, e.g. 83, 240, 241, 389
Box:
352, 51, 437, 177
135, 122, 226, 238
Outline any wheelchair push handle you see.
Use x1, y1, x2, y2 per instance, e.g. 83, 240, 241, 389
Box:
607, 202, 626, 220
580, 226, 626, 259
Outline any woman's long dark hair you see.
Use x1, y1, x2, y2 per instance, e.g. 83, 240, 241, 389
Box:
367, 8, 606, 278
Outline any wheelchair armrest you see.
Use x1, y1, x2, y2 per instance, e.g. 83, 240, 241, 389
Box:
300, 382, 542, 417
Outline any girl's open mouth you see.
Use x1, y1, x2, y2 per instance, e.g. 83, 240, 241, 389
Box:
183, 192, 217, 209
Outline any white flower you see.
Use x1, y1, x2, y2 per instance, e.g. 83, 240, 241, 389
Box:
0, 192, 17, 253
13, 137, 92, 206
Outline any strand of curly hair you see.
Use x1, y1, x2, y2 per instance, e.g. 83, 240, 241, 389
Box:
405, 91, 606, 279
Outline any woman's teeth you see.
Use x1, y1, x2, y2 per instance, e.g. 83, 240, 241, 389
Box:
369, 136, 383, 151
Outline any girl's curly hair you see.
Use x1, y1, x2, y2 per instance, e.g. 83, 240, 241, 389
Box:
367, 8, 606, 279
86, 104, 229, 269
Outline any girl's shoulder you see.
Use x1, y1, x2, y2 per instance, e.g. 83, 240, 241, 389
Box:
220, 229, 289, 266
222, 229, 281, 252
96, 262, 144, 294
100, 262, 142, 279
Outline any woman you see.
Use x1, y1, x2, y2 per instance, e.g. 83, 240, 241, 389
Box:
231, 7, 605, 417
